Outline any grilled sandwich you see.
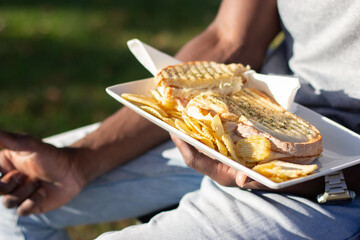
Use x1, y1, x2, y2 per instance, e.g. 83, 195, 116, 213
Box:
154, 61, 322, 168
184, 88, 323, 164
155, 61, 249, 110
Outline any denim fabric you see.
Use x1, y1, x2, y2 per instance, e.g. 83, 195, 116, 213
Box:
96, 177, 360, 240
0, 124, 203, 240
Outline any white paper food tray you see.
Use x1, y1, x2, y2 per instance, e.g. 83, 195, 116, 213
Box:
106, 78, 360, 189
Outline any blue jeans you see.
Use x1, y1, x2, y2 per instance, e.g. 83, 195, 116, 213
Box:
97, 177, 360, 240
1, 124, 360, 240
0, 123, 204, 240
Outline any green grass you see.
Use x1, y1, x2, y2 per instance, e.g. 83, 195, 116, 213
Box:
0, 0, 219, 239
67, 219, 139, 240
0, 0, 219, 137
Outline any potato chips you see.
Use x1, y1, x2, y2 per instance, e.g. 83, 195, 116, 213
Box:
121, 91, 317, 182
252, 161, 317, 183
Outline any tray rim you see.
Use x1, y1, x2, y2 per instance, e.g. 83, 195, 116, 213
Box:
106, 78, 360, 189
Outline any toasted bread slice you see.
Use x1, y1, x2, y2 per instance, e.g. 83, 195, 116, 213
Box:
155, 61, 249, 103
184, 88, 323, 164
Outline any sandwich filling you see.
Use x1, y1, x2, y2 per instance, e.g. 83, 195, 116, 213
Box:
184, 88, 323, 161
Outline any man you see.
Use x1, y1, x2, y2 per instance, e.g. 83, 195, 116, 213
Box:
1, 0, 359, 239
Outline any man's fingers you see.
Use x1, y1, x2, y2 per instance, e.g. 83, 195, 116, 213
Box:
2, 178, 39, 208
0, 170, 25, 195
171, 134, 216, 171
171, 134, 238, 186
235, 172, 254, 188
17, 188, 46, 216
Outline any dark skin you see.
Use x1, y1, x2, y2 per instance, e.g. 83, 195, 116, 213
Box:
0, 107, 169, 215
0, 0, 358, 217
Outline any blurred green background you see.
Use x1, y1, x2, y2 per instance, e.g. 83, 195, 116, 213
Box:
0, 0, 219, 137
0, 0, 219, 239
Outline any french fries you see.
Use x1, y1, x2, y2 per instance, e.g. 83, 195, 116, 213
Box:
121, 91, 317, 182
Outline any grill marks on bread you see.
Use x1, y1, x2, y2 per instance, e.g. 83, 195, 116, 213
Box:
156, 61, 248, 88
155, 61, 249, 101
233, 89, 319, 143
155, 61, 322, 165
185, 88, 323, 161
186, 88, 319, 143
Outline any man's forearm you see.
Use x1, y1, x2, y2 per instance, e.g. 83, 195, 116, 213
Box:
70, 107, 170, 185
175, 0, 281, 70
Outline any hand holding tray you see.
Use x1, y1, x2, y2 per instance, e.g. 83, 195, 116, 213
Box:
106, 39, 360, 189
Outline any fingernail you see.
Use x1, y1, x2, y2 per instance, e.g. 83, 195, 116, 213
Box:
237, 175, 247, 188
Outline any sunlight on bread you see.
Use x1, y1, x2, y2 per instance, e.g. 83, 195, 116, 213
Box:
121, 61, 323, 182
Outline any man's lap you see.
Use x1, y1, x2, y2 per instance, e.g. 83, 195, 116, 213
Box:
2, 124, 359, 240
97, 176, 360, 240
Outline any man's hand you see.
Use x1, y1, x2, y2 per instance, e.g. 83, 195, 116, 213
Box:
0, 130, 84, 216
171, 134, 326, 199
171, 134, 250, 187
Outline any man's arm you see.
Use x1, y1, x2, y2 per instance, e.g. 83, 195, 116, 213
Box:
173, 0, 360, 200
72, 0, 282, 187
175, 0, 281, 70
0, 0, 282, 215
0, 107, 169, 215
70, 107, 170, 187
